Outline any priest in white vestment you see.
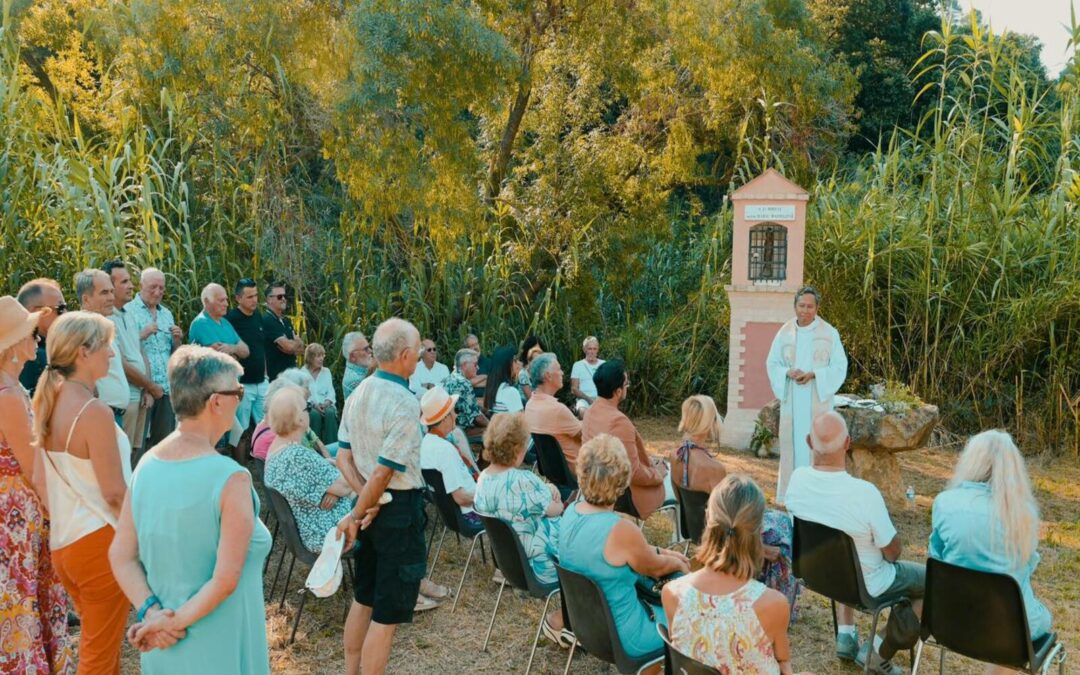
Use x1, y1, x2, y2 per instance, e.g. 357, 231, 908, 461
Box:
766, 287, 848, 503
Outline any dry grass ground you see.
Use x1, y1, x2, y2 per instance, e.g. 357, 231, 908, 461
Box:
113, 417, 1078, 674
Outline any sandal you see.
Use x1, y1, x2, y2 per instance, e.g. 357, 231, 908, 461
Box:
541, 617, 573, 649
414, 594, 441, 613
419, 579, 450, 600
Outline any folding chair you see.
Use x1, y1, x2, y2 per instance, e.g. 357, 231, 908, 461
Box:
477, 515, 561, 675
656, 624, 715, 675
555, 563, 665, 675
422, 468, 487, 611
912, 557, 1067, 674
792, 517, 913, 675
532, 433, 578, 500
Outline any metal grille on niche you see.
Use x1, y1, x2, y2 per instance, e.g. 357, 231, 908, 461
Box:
748, 223, 787, 282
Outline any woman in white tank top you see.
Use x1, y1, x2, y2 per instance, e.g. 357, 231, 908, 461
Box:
32, 309, 132, 674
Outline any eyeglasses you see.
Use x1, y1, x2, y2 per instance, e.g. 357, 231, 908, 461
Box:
207, 385, 245, 402
305, 402, 314, 412
52, 302, 68, 315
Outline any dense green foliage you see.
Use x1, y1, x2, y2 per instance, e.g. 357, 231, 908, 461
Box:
0, 1, 1076, 452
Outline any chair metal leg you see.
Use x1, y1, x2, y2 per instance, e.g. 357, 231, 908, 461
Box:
289, 590, 308, 645
526, 590, 558, 675
482, 579, 506, 651
279, 554, 296, 611
864, 608, 882, 675
563, 638, 577, 675
912, 640, 925, 674
830, 600, 838, 637
269, 545, 288, 600
452, 533, 483, 612
938, 645, 945, 674
429, 527, 447, 579
263, 520, 280, 576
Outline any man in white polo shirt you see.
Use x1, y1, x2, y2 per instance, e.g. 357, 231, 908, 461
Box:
785, 411, 923, 675
75, 268, 129, 426
409, 339, 450, 399
570, 335, 604, 416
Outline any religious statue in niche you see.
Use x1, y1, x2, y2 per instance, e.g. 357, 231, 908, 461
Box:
749, 223, 787, 282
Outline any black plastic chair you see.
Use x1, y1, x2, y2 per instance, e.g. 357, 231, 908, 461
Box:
477, 515, 561, 675
792, 517, 913, 675
532, 433, 578, 500
555, 563, 665, 675
671, 482, 708, 553
656, 623, 714, 675
264, 487, 354, 644
912, 558, 1066, 674
422, 468, 487, 611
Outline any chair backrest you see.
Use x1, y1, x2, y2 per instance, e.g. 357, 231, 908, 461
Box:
923, 557, 1037, 670
672, 482, 708, 544
614, 488, 640, 519
532, 433, 578, 490
477, 514, 553, 596
421, 468, 469, 535
265, 486, 317, 565
657, 624, 715, 675
791, 517, 872, 609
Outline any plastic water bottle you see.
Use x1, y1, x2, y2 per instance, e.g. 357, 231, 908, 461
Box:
906, 485, 916, 504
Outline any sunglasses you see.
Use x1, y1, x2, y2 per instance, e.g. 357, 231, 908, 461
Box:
425, 347, 437, 353
268, 294, 286, 300
52, 302, 68, 315
207, 385, 245, 402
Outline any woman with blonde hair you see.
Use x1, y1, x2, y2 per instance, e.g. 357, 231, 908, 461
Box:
33, 311, 132, 674
303, 343, 338, 444
0, 296, 74, 673
558, 434, 689, 670
929, 430, 1052, 673
662, 474, 801, 674
670, 394, 798, 614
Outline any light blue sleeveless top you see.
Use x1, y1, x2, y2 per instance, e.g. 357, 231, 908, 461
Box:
557, 504, 665, 658
132, 454, 272, 674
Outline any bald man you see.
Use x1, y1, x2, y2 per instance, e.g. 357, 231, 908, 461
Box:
785, 412, 922, 675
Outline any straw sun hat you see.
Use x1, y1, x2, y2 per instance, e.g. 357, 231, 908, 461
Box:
0, 296, 44, 356
420, 386, 459, 426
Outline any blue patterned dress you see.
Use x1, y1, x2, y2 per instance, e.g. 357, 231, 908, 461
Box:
474, 468, 560, 584
264, 443, 353, 553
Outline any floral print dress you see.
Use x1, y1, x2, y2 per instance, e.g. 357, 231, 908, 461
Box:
264, 443, 353, 553
474, 468, 560, 584
0, 387, 74, 674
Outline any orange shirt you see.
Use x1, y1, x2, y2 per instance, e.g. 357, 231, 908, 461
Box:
524, 392, 583, 471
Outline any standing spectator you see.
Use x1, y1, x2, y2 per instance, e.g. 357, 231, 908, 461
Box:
516, 336, 546, 402
104, 260, 159, 461
189, 283, 249, 451
334, 318, 427, 675
262, 281, 304, 382
483, 345, 525, 414
409, 339, 450, 399
523, 353, 582, 471
16, 278, 65, 395
250, 369, 334, 462
341, 331, 372, 400
0, 296, 74, 674
109, 345, 271, 673
662, 475, 800, 674
304, 343, 338, 444
127, 268, 182, 448
33, 311, 132, 675
225, 279, 269, 457
76, 269, 130, 425
570, 336, 604, 416
929, 430, 1053, 669
419, 387, 482, 530
582, 360, 671, 519
443, 348, 489, 439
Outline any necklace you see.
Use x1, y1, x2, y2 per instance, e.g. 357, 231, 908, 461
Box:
66, 378, 96, 397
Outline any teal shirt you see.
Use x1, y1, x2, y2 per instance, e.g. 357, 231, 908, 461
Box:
929, 481, 1052, 639
188, 310, 241, 348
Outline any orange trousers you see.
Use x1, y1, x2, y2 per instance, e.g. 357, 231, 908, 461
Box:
52, 526, 130, 675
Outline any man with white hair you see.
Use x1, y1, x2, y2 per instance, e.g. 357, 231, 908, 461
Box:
442, 348, 489, 439
408, 339, 449, 400
570, 335, 604, 416
127, 267, 183, 447
335, 318, 430, 675
341, 331, 372, 399
76, 268, 129, 424
189, 282, 249, 453
785, 411, 922, 675
523, 352, 583, 470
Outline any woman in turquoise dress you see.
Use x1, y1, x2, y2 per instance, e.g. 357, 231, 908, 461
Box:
109, 346, 271, 673
474, 413, 567, 641
558, 434, 689, 668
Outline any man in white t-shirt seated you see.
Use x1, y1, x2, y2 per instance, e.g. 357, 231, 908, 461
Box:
410, 339, 451, 399
419, 386, 482, 533
570, 335, 604, 417
785, 411, 923, 675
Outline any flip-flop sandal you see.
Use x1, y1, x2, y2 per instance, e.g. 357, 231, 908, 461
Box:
420, 580, 451, 600
414, 594, 441, 612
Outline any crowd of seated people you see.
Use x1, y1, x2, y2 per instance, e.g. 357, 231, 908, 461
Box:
1, 268, 1062, 675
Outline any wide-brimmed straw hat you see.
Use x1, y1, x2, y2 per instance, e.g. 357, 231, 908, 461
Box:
420, 386, 459, 426
0, 296, 43, 354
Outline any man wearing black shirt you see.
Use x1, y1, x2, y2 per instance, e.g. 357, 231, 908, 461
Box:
263, 281, 304, 382
226, 278, 269, 461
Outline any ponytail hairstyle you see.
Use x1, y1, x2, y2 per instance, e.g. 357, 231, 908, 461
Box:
696, 474, 766, 580
31, 311, 115, 446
